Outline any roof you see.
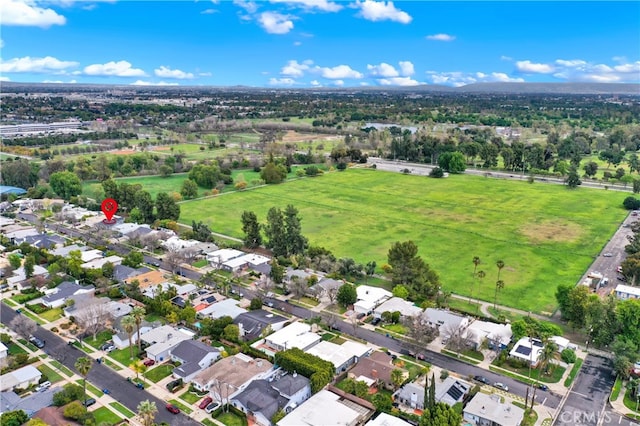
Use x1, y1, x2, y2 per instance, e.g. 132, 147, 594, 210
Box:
125, 270, 168, 288
271, 372, 310, 397
375, 297, 423, 316
113, 264, 151, 281
349, 352, 394, 385
207, 248, 245, 263
423, 308, 467, 330
237, 253, 271, 266
171, 340, 219, 364
234, 310, 288, 338
251, 262, 272, 276
285, 268, 313, 282
306, 340, 371, 369
0, 365, 41, 389
277, 389, 362, 426
23, 234, 65, 249
366, 413, 413, 426
356, 285, 392, 304
394, 382, 423, 404
265, 322, 320, 351
464, 392, 524, 426
198, 298, 247, 319
466, 320, 512, 346
435, 377, 471, 406
0, 186, 27, 195
49, 244, 88, 257
80, 249, 103, 262
550, 335, 571, 348
233, 380, 283, 421
193, 353, 273, 389
509, 337, 544, 362
42, 281, 94, 304
616, 284, 640, 297
1, 388, 57, 417
140, 325, 192, 345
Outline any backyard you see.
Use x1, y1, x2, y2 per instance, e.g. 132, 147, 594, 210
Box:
179, 168, 628, 313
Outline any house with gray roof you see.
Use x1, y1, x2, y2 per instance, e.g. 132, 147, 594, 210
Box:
113, 264, 151, 282
422, 308, 470, 341
0, 387, 59, 417
171, 340, 220, 383
394, 377, 471, 410
21, 234, 65, 250
232, 372, 311, 426
39, 281, 94, 309
463, 393, 524, 426
112, 318, 159, 349
198, 298, 247, 320
234, 310, 288, 341
48, 244, 88, 257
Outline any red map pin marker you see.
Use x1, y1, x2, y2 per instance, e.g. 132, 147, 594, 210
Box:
101, 198, 118, 224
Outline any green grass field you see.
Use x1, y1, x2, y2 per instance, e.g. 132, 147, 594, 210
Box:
92, 407, 123, 425
179, 168, 628, 313
145, 364, 174, 383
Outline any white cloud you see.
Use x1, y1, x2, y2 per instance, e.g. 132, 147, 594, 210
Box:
233, 0, 258, 13
269, 77, 297, 85
130, 80, 179, 86
515, 60, 554, 74
0, 76, 11, 82
555, 59, 587, 67
398, 61, 414, 76
500, 55, 513, 61
281, 59, 312, 77
154, 66, 195, 79
201, 8, 218, 14
426, 33, 455, 42
270, 0, 342, 12
378, 76, 422, 86
0, 56, 78, 73
549, 59, 640, 83
84, 61, 146, 77
310, 79, 321, 86
425, 70, 524, 87
293, 41, 302, 46
354, 0, 411, 24
259, 11, 294, 34
334, 79, 344, 86
360, 82, 369, 86
315, 64, 363, 79
2, 0, 66, 28
367, 62, 399, 77
199, 72, 213, 77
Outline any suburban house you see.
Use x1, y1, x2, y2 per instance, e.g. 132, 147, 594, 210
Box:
277, 387, 375, 426
306, 340, 372, 374
231, 372, 311, 426
38, 281, 94, 309
0, 343, 8, 368
234, 310, 288, 341
393, 382, 424, 410
0, 365, 42, 392
197, 298, 247, 320
394, 377, 469, 410
310, 277, 343, 299
354, 285, 392, 315
171, 340, 220, 383
80, 249, 104, 263
63, 293, 132, 320
284, 268, 314, 286
20, 233, 65, 250
112, 264, 151, 282
112, 318, 159, 349
463, 393, 524, 426
348, 351, 396, 389
509, 337, 544, 367
373, 297, 423, 320
465, 320, 513, 350
207, 248, 245, 269
48, 244, 87, 258
615, 284, 640, 300
6, 265, 49, 289
366, 413, 413, 426
422, 308, 470, 341
0, 387, 58, 417
222, 253, 271, 273
263, 322, 321, 352
140, 325, 195, 362
549, 336, 575, 353
124, 270, 169, 290
81, 255, 123, 270
192, 353, 273, 397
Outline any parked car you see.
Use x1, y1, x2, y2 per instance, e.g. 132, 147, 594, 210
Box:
35, 381, 51, 392
493, 382, 509, 392
166, 403, 180, 414
474, 376, 489, 384
199, 396, 213, 410
371, 317, 381, 326
143, 359, 155, 366
166, 378, 183, 393
100, 343, 115, 352
205, 402, 221, 414
83, 398, 97, 407
603, 252, 613, 257
29, 336, 45, 348
537, 383, 548, 391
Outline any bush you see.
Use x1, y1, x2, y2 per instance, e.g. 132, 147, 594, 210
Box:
53, 384, 84, 406
63, 401, 86, 420
561, 348, 577, 364
50, 327, 59, 333
623, 196, 640, 210
440, 369, 449, 380
430, 167, 444, 178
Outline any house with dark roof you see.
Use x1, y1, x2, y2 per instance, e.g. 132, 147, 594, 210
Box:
39, 281, 94, 309
112, 264, 151, 282
234, 309, 288, 341
393, 377, 471, 410
20, 234, 65, 250
171, 340, 220, 383
0, 387, 59, 417
348, 351, 396, 390
232, 372, 311, 426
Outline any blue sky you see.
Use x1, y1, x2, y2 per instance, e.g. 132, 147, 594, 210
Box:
1, 1, 639, 87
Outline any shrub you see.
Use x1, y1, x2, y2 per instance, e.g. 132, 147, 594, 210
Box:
561, 348, 577, 364
430, 167, 444, 178
50, 327, 59, 333
440, 369, 449, 380
53, 384, 84, 406
63, 401, 86, 420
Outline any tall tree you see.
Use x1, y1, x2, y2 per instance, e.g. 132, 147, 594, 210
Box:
134, 190, 155, 223
155, 192, 180, 221
74, 357, 92, 405
131, 306, 146, 354
494, 259, 505, 308
241, 210, 263, 249
49, 171, 82, 200
121, 315, 136, 360
470, 256, 481, 304
137, 400, 158, 426
180, 179, 198, 199
264, 207, 287, 257
284, 204, 308, 256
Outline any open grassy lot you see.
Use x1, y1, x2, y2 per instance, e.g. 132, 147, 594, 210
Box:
180, 168, 628, 313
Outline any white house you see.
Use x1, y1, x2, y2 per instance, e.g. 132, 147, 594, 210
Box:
367, 413, 413, 426
140, 326, 195, 362
263, 322, 321, 352
306, 340, 372, 374
277, 389, 369, 426
422, 308, 470, 340
373, 297, 423, 319
549, 336, 575, 353
509, 337, 544, 367
197, 299, 247, 320
615, 284, 640, 300
80, 249, 104, 263
112, 319, 158, 349
6, 265, 49, 289
81, 255, 123, 270
171, 340, 220, 383
354, 285, 392, 314
207, 248, 245, 269
0, 342, 8, 368
192, 353, 273, 396
0, 365, 42, 392
463, 393, 524, 426
38, 281, 94, 309
465, 320, 512, 350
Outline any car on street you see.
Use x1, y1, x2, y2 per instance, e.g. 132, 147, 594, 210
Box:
537, 383, 548, 391
205, 402, 221, 414
29, 336, 45, 348
493, 382, 509, 392
603, 253, 613, 257
166, 403, 180, 414
143, 359, 155, 366
199, 396, 213, 409
474, 376, 489, 385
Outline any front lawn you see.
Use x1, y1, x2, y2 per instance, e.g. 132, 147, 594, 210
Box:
179, 388, 208, 404
381, 323, 408, 334
168, 399, 193, 415
215, 411, 248, 426
109, 402, 135, 418
39, 308, 64, 322
76, 379, 104, 397
611, 376, 623, 400
623, 389, 640, 413
38, 364, 63, 383
7, 343, 27, 355
84, 330, 115, 350
193, 259, 208, 268
50, 360, 74, 377
92, 407, 122, 425
564, 358, 583, 387
108, 347, 141, 366
146, 364, 174, 383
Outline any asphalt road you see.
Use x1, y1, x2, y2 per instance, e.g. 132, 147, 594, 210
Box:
554, 354, 639, 426
0, 306, 199, 425
19, 212, 565, 410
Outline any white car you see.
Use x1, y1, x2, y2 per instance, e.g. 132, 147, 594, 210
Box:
35, 381, 51, 392
493, 382, 509, 392
205, 402, 221, 414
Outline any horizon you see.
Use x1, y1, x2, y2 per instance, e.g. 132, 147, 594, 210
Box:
1, 1, 639, 88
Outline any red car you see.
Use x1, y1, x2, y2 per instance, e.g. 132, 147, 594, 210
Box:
143, 359, 155, 366
166, 404, 180, 414
199, 396, 213, 410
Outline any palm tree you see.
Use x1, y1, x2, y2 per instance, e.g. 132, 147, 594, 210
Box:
75, 356, 92, 404
475, 270, 486, 313
496, 260, 505, 281
137, 399, 158, 426
121, 315, 136, 360
470, 256, 481, 304
494, 280, 505, 309
539, 339, 559, 376
130, 360, 147, 383
131, 306, 146, 354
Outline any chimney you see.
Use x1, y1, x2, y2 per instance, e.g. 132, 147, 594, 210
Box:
371, 369, 378, 379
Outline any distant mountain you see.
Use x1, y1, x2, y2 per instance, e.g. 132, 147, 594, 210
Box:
453, 82, 640, 95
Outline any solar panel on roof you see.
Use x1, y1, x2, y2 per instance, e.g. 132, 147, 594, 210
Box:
446, 386, 463, 400
515, 345, 532, 356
